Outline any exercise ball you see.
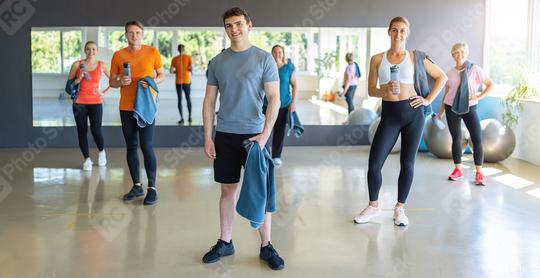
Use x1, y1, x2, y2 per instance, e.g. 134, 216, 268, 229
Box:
424, 115, 469, 159
347, 108, 378, 125
368, 117, 401, 153
480, 119, 516, 162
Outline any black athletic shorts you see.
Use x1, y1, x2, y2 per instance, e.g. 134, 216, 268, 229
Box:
214, 131, 258, 184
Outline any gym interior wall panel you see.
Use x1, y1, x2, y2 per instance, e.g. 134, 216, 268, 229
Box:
0, 0, 485, 148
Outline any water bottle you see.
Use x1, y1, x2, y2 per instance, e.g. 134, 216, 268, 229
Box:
123, 62, 131, 78
80, 63, 91, 81
390, 65, 400, 95
432, 114, 446, 130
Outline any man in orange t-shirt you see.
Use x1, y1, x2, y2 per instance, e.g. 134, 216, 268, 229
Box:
170, 44, 193, 124
109, 20, 165, 206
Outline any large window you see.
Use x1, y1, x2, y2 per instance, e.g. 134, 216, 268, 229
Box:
177, 30, 224, 72
31, 29, 82, 73
486, 0, 540, 91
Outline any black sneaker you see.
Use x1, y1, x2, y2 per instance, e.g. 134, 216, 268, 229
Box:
259, 243, 285, 270
202, 239, 235, 264
188, 117, 192, 123
178, 119, 184, 125
123, 185, 144, 202
143, 187, 157, 205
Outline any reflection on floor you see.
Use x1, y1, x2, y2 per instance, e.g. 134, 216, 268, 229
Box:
33, 92, 353, 127
1, 147, 539, 277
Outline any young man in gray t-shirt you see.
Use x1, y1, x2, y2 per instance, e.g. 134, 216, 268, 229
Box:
201, 7, 284, 270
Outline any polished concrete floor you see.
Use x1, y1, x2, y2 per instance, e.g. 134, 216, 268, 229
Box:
1, 147, 540, 277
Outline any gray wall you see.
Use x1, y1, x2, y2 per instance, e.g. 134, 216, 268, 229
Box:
0, 0, 485, 148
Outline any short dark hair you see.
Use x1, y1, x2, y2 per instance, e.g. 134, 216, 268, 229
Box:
125, 21, 144, 32
222, 7, 251, 24
178, 44, 185, 52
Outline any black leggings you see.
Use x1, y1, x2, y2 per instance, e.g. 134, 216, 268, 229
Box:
176, 83, 192, 119
445, 105, 483, 166
263, 105, 290, 158
120, 111, 157, 188
368, 100, 425, 204
73, 103, 104, 158
345, 85, 357, 114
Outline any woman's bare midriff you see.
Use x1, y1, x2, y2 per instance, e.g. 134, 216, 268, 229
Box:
381, 83, 418, 102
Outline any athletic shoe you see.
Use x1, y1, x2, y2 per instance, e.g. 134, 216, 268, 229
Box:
475, 172, 485, 186
123, 185, 144, 202
178, 119, 184, 125
273, 158, 282, 166
353, 205, 381, 224
202, 239, 235, 264
188, 117, 192, 123
448, 168, 464, 181
82, 158, 93, 171
393, 206, 409, 226
260, 243, 285, 270
98, 150, 107, 166
143, 187, 157, 205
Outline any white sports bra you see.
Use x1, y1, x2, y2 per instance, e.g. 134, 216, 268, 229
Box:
378, 50, 414, 85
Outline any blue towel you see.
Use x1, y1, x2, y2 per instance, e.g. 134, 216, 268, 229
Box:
65, 78, 80, 101
413, 50, 444, 117
133, 77, 159, 128
236, 140, 276, 229
286, 111, 304, 138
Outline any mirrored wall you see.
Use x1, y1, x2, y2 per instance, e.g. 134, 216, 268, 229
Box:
31, 26, 388, 127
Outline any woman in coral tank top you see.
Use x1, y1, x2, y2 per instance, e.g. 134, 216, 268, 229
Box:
67, 41, 111, 171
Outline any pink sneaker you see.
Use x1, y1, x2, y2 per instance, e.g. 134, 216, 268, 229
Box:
448, 168, 463, 181
475, 172, 485, 186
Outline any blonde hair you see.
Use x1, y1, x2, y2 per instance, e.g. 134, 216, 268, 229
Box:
388, 16, 410, 32
451, 42, 469, 54
271, 44, 286, 64
345, 52, 354, 63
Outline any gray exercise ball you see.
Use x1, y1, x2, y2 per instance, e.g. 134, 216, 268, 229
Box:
368, 117, 401, 153
480, 119, 516, 162
424, 115, 469, 159
347, 108, 378, 125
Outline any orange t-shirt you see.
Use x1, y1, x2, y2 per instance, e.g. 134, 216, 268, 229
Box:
171, 54, 192, 84
110, 45, 163, 111
75, 61, 103, 104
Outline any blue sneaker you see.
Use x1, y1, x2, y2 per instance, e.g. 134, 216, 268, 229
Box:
123, 185, 144, 202
260, 243, 285, 270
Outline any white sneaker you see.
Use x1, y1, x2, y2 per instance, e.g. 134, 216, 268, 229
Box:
82, 158, 93, 171
272, 158, 282, 166
98, 150, 107, 166
393, 206, 409, 226
353, 205, 381, 224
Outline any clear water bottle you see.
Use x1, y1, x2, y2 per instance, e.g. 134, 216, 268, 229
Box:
390, 65, 400, 95
432, 114, 446, 130
80, 63, 91, 81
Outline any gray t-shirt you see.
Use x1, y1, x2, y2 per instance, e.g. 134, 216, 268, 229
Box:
207, 46, 279, 134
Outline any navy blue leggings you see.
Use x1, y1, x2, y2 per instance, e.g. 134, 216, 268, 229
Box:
368, 100, 425, 204
345, 85, 357, 114
73, 103, 104, 158
120, 111, 157, 188
445, 105, 483, 165
176, 83, 192, 119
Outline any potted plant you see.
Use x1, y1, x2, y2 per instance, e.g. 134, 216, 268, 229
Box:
501, 78, 538, 128
315, 52, 337, 101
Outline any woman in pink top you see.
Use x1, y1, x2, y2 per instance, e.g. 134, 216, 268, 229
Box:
67, 41, 111, 171
437, 43, 494, 185
341, 53, 361, 114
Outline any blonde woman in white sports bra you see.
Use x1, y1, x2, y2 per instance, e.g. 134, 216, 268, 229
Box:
353, 16, 447, 226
